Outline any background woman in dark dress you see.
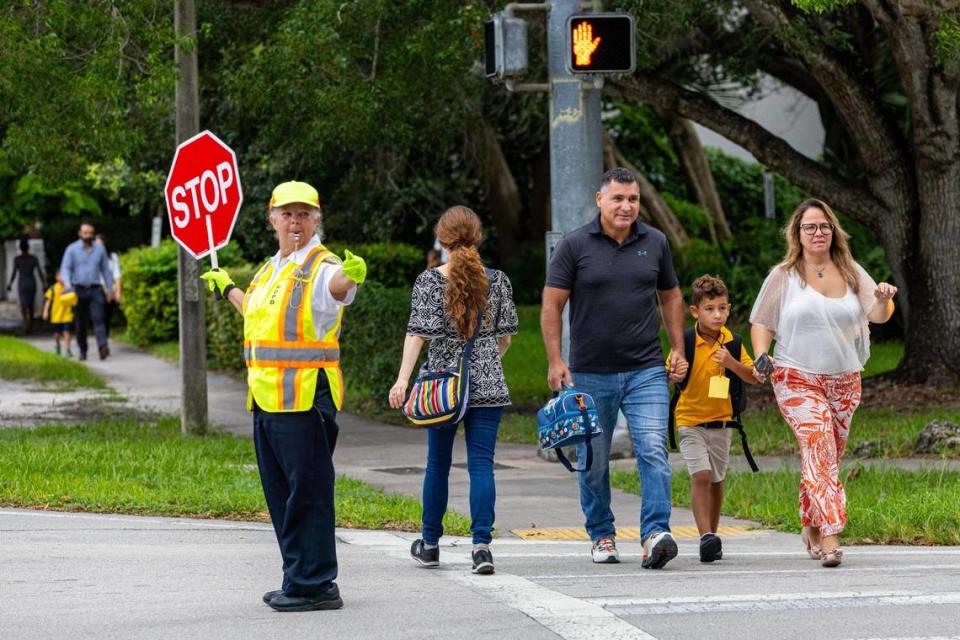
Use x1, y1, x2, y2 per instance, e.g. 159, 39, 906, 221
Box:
7, 237, 45, 334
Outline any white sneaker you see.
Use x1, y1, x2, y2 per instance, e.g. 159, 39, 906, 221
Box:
591, 536, 620, 563
642, 531, 678, 569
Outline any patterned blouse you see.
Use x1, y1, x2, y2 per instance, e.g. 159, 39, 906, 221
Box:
406, 268, 519, 407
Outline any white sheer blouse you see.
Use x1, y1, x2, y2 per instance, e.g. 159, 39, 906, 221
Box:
749, 263, 878, 375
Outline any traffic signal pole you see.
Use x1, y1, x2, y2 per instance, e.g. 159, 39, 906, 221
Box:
174, 0, 208, 435
546, 0, 603, 361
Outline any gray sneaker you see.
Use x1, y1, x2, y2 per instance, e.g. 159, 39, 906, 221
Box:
642, 531, 678, 569
591, 536, 620, 563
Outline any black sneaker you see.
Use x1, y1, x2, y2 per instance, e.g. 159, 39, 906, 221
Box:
472, 548, 495, 575
410, 539, 439, 567
699, 533, 723, 563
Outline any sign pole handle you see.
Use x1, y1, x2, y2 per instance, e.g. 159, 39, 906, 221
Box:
205, 214, 222, 299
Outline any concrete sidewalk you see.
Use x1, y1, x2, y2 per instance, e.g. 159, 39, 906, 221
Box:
20, 335, 721, 536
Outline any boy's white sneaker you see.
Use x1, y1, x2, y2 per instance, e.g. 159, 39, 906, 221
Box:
591, 536, 620, 563
642, 531, 678, 569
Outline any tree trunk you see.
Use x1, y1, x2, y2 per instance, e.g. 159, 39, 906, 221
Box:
603, 131, 690, 248
886, 163, 960, 384
475, 120, 523, 262
661, 112, 732, 243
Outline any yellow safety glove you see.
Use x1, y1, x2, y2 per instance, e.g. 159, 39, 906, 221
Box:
200, 269, 235, 298
341, 249, 367, 285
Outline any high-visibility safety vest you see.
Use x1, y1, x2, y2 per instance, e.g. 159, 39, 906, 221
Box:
242, 245, 345, 412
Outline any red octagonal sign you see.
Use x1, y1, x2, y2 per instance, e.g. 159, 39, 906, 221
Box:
164, 130, 243, 260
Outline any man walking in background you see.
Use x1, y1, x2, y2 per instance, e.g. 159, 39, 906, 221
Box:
60, 222, 114, 361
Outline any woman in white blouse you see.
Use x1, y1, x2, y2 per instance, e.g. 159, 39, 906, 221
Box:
750, 199, 897, 567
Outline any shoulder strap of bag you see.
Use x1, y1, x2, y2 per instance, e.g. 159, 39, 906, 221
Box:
668, 327, 697, 451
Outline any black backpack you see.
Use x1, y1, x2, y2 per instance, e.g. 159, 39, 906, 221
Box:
668, 326, 759, 472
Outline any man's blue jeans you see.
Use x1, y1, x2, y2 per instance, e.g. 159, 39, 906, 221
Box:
573, 366, 671, 543
421, 406, 503, 545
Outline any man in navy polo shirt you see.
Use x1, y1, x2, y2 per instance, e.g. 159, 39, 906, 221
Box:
541, 167, 688, 569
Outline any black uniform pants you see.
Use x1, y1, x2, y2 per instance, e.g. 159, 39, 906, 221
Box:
252, 373, 339, 597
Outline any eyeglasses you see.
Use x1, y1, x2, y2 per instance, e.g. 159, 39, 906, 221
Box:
800, 223, 834, 235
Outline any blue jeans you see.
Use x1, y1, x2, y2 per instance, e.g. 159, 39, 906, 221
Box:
573, 366, 671, 543
421, 406, 503, 545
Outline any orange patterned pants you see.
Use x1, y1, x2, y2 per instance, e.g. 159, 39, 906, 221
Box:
771, 367, 862, 537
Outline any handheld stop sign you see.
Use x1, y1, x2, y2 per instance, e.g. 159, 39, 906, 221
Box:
164, 130, 243, 272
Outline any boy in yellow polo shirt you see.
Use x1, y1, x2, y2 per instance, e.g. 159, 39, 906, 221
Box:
42, 271, 77, 357
667, 275, 763, 563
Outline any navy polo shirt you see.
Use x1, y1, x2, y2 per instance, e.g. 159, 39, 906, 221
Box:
546, 215, 678, 372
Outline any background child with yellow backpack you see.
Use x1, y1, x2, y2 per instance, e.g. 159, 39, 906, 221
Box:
42, 271, 78, 357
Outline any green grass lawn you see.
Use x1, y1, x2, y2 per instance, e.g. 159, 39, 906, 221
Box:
735, 406, 960, 458
498, 403, 960, 454
497, 305, 908, 445
501, 305, 549, 409
611, 465, 960, 545
0, 335, 106, 390
0, 417, 470, 534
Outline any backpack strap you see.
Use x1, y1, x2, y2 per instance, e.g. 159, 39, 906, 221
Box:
668, 327, 697, 451
722, 331, 759, 472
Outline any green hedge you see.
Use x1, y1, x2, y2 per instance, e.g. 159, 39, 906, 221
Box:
338, 282, 411, 401
120, 241, 180, 346
325, 241, 423, 288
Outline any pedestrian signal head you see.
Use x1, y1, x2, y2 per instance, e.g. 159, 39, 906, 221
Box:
567, 14, 635, 74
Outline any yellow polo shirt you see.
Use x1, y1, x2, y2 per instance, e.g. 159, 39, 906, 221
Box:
668, 325, 753, 427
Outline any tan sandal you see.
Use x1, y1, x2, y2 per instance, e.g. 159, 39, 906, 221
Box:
821, 548, 843, 567
801, 528, 822, 560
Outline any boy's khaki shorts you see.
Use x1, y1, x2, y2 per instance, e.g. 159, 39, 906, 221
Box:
677, 426, 733, 483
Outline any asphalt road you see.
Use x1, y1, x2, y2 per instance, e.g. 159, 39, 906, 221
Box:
3, 508, 959, 640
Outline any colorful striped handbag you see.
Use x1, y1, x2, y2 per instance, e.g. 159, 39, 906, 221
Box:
401, 308, 483, 429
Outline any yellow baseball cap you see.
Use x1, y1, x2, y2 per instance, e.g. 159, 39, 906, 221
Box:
269, 181, 321, 209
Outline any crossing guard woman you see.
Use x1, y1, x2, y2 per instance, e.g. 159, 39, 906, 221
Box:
202, 181, 366, 612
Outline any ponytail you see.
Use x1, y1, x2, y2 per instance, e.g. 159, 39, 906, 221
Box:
435, 206, 488, 339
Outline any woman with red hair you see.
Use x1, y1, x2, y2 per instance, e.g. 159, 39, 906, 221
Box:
389, 205, 518, 575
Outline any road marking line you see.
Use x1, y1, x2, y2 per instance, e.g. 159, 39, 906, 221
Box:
839, 637, 960, 640
527, 564, 960, 580
587, 591, 960, 616
449, 572, 659, 640
340, 528, 661, 639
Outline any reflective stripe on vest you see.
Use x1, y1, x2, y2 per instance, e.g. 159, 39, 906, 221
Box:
242, 246, 345, 412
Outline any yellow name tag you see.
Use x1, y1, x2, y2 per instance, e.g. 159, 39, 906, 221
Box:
708, 375, 730, 399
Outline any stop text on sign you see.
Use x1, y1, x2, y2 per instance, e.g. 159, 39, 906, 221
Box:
170, 162, 236, 229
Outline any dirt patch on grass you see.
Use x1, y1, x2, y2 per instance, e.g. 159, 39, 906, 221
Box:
0, 378, 155, 428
